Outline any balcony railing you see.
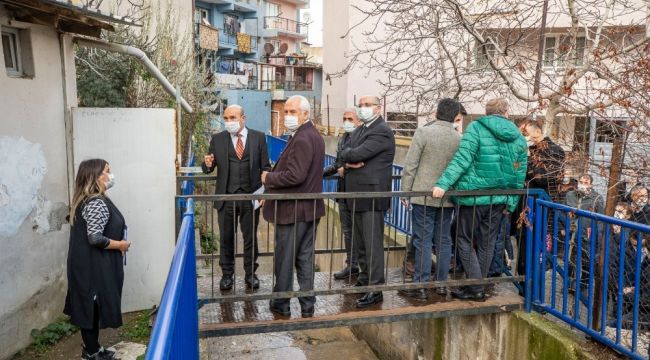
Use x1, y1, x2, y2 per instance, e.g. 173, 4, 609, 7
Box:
260, 79, 313, 91
197, 23, 219, 51
264, 16, 308, 36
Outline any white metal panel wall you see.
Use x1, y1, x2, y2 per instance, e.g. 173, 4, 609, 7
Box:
72, 107, 176, 312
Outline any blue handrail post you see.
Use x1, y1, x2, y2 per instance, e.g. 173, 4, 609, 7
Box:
525, 195, 535, 312
147, 198, 198, 360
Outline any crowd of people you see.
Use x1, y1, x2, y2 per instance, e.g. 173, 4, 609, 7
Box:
60, 95, 650, 359
192, 94, 649, 323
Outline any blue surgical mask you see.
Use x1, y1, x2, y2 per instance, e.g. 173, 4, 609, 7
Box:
342, 121, 356, 133
357, 107, 375, 122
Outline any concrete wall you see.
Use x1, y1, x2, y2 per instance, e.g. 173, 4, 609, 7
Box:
0, 8, 77, 359
352, 312, 600, 360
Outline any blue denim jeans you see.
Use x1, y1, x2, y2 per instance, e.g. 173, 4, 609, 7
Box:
411, 204, 453, 283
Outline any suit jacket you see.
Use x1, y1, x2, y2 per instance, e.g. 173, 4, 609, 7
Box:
401, 121, 460, 207
340, 116, 396, 212
201, 128, 271, 210
263, 121, 325, 225
323, 132, 353, 196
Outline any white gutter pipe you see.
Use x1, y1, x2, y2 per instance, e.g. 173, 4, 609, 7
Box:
74, 37, 193, 113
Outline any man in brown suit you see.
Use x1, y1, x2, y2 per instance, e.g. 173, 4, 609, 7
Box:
262, 95, 325, 318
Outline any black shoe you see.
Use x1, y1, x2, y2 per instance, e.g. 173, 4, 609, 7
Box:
451, 289, 486, 302
301, 306, 315, 318
353, 280, 368, 287
82, 346, 118, 360
245, 275, 260, 289
356, 292, 383, 308
435, 287, 448, 296
269, 300, 291, 317
219, 276, 233, 291
334, 266, 359, 280
398, 288, 428, 301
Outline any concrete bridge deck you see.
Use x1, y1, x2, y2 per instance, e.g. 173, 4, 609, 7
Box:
197, 269, 523, 337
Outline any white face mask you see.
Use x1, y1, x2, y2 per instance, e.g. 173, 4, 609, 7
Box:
105, 173, 115, 190
343, 121, 356, 133
577, 184, 590, 194
224, 121, 241, 134
284, 115, 300, 132
614, 210, 625, 219
357, 107, 375, 122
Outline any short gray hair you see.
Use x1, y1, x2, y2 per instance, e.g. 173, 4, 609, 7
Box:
225, 104, 245, 116
288, 95, 311, 117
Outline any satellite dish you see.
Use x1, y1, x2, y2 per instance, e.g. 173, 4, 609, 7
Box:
279, 43, 289, 54
264, 42, 275, 55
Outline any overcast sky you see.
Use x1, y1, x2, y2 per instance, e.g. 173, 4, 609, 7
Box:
302, 0, 323, 46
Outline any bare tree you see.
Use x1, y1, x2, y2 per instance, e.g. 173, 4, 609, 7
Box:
334, 0, 650, 191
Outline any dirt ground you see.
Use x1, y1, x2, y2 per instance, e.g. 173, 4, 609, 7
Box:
11, 312, 148, 360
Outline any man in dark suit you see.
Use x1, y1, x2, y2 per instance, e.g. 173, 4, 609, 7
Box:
340, 95, 396, 308
262, 95, 325, 318
323, 109, 362, 280
202, 104, 270, 291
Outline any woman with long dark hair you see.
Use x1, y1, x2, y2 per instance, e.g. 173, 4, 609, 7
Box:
64, 159, 130, 360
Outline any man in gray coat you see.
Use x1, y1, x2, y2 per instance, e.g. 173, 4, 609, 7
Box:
398, 99, 463, 300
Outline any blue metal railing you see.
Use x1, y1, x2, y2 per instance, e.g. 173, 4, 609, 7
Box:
146, 199, 198, 360
160, 135, 650, 359
528, 198, 650, 360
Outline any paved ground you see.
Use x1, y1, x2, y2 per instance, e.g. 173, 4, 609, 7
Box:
200, 327, 378, 360
11, 312, 147, 360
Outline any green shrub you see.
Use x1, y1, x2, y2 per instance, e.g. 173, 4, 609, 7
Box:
29, 316, 78, 353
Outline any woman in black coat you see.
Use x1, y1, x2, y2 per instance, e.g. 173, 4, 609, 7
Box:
64, 159, 131, 360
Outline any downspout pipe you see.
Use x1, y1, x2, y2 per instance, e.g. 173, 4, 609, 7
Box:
74, 37, 193, 113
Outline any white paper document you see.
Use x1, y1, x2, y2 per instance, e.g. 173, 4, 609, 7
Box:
253, 186, 265, 210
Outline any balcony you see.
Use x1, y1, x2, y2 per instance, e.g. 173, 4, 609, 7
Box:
197, 24, 219, 51
280, 0, 309, 6
260, 79, 313, 91
263, 16, 308, 39
200, 0, 258, 16
215, 30, 257, 55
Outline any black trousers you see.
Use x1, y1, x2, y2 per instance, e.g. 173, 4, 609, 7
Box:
354, 210, 387, 286
81, 301, 100, 354
456, 204, 505, 293
338, 201, 358, 267
272, 220, 318, 310
217, 199, 260, 277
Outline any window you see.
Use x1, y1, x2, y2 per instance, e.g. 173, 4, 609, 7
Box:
224, 14, 239, 35
267, 2, 280, 17
387, 112, 417, 137
544, 35, 586, 69
2, 27, 21, 76
194, 8, 210, 25
475, 41, 496, 70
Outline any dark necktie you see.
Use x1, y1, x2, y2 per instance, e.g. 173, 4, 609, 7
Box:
235, 134, 244, 160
